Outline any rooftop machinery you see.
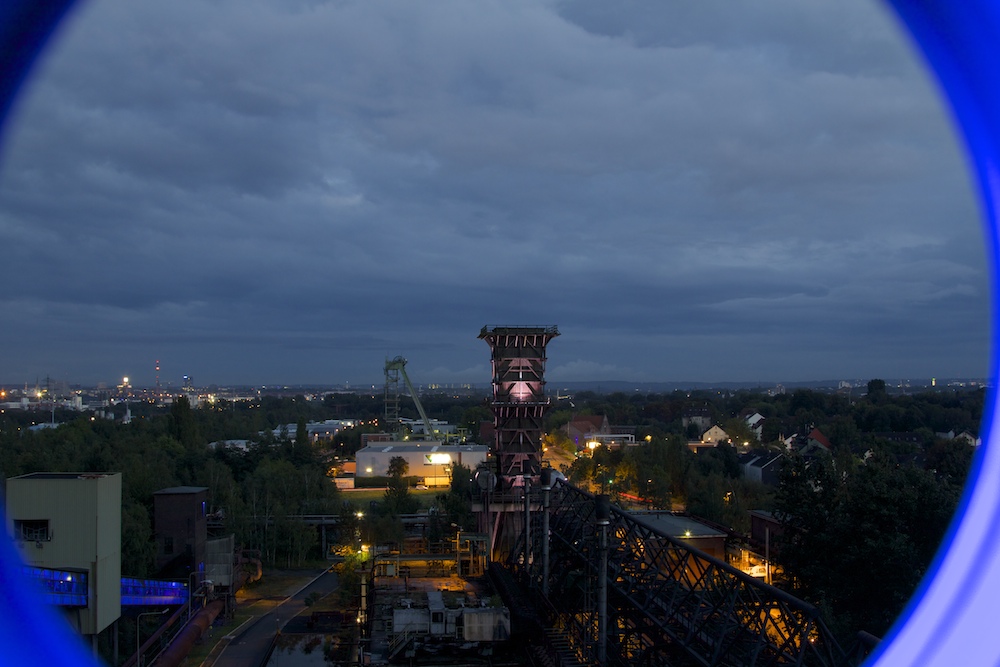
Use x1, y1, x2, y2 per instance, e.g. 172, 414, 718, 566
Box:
384, 356, 438, 440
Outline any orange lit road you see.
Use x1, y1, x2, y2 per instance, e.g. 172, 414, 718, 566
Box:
542, 445, 576, 475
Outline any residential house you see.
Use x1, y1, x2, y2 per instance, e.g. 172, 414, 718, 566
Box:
682, 405, 713, 432
744, 412, 766, 440
563, 415, 611, 448
701, 425, 730, 445
741, 451, 784, 486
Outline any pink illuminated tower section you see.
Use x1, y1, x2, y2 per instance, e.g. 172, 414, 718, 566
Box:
479, 325, 559, 488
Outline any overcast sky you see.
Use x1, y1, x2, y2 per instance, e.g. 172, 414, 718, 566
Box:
0, 0, 989, 388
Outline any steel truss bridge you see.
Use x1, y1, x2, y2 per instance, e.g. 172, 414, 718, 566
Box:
498, 480, 876, 667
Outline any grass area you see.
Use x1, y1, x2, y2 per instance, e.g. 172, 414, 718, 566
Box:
340, 487, 443, 510
240, 564, 329, 599
339, 489, 388, 505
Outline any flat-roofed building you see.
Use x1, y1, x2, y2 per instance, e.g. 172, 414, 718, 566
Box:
153, 486, 208, 576
355, 442, 489, 486
5, 472, 122, 641
629, 511, 728, 562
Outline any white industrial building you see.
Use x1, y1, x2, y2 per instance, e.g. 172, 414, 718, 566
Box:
355, 442, 489, 487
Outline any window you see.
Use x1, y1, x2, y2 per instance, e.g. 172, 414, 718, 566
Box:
163, 536, 174, 555
14, 519, 50, 542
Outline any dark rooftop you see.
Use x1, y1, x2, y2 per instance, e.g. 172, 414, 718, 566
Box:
11, 472, 115, 480
154, 486, 209, 495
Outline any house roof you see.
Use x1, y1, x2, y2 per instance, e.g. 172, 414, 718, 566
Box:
154, 486, 209, 495
807, 428, 831, 449
568, 415, 606, 429
748, 509, 780, 523
742, 452, 782, 469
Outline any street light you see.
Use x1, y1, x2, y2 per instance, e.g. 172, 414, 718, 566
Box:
187, 572, 202, 620
136, 608, 168, 667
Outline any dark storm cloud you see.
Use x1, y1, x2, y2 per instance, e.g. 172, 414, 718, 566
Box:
0, 0, 988, 386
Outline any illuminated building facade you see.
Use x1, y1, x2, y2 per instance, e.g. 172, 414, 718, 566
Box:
355, 443, 489, 486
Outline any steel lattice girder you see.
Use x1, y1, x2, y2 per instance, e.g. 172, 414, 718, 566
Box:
514, 481, 856, 667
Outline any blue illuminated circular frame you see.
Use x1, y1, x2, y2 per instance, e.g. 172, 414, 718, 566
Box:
1, 1, 999, 665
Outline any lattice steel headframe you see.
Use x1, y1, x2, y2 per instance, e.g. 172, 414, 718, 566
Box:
384, 359, 401, 434
478, 325, 559, 487
508, 480, 870, 667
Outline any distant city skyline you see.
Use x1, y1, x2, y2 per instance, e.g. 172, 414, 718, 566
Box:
0, 0, 989, 388
0, 373, 985, 394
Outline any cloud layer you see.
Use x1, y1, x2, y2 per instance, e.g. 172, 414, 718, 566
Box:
0, 0, 987, 386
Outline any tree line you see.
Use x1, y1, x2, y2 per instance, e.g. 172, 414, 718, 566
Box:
0, 382, 980, 643
0, 392, 483, 575
552, 382, 980, 644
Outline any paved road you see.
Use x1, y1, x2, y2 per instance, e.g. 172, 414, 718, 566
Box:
543, 446, 577, 474
206, 569, 339, 667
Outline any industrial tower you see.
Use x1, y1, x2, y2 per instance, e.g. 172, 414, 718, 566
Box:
478, 325, 559, 488
384, 356, 437, 440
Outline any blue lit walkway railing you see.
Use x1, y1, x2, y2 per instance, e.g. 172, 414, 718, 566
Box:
20, 567, 88, 606
20, 567, 189, 607
120, 577, 188, 606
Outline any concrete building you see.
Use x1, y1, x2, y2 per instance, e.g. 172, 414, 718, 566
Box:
355, 443, 489, 486
5, 472, 122, 642
153, 486, 208, 576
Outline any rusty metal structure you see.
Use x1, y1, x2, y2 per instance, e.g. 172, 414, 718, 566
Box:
473, 326, 873, 666
500, 478, 875, 667
476, 325, 558, 563
478, 325, 559, 486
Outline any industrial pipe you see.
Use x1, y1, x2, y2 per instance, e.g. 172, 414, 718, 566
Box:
151, 556, 262, 667
151, 600, 224, 667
